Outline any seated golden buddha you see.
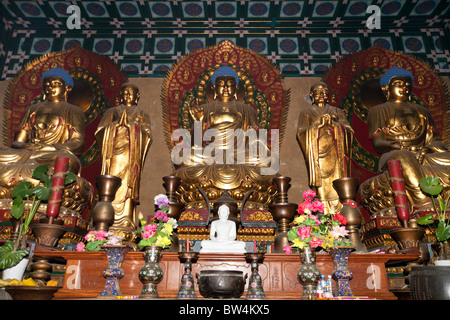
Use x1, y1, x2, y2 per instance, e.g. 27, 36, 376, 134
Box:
0, 68, 91, 206
360, 67, 450, 215
171, 66, 278, 211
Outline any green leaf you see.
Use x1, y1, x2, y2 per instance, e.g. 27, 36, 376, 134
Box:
86, 241, 104, 251
11, 181, 33, 198
31, 165, 49, 183
439, 197, 447, 214
138, 237, 156, 248
287, 227, 298, 241
0, 242, 28, 270
65, 171, 76, 185
419, 177, 444, 196
417, 214, 434, 226
436, 222, 450, 242
11, 197, 24, 220
33, 185, 51, 201
303, 218, 318, 227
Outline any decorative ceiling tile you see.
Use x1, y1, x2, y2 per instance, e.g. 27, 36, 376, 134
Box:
81, 1, 110, 18
115, 1, 142, 18
312, 1, 339, 18
279, 2, 303, 18
149, 1, 174, 18
215, 1, 238, 18
181, 2, 206, 18
0, 0, 448, 79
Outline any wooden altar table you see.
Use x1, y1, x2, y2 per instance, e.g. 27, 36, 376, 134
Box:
33, 250, 418, 300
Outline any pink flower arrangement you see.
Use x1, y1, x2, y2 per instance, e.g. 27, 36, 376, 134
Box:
142, 224, 158, 239
297, 226, 312, 240
76, 230, 124, 251
285, 189, 353, 253
154, 210, 168, 222
136, 194, 178, 249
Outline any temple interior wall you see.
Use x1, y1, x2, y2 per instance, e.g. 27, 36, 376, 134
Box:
0, 76, 449, 219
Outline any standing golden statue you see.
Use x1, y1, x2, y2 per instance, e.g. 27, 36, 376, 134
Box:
95, 82, 152, 239
0, 68, 89, 196
360, 67, 450, 212
296, 81, 354, 213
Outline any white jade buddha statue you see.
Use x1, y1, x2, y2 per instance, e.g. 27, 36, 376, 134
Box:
200, 204, 246, 253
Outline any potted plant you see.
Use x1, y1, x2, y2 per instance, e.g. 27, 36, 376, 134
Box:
0, 164, 75, 278
417, 176, 450, 263
409, 176, 450, 300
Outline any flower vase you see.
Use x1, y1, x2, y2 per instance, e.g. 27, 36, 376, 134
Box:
139, 245, 164, 298
329, 246, 355, 297
245, 252, 266, 300
98, 245, 130, 298
176, 252, 198, 299
297, 247, 321, 300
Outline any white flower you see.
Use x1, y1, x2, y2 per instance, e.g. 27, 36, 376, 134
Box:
154, 194, 168, 205
167, 218, 178, 229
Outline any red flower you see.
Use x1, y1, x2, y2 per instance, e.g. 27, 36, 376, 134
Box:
297, 202, 308, 215
334, 213, 347, 226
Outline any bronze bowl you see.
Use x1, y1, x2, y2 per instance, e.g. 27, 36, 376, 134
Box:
5, 286, 61, 300
196, 270, 247, 299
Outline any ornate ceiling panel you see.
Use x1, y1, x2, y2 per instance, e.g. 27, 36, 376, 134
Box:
0, 0, 449, 80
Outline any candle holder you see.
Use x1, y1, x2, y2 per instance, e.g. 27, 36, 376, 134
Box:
162, 176, 185, 252
245, 252, 266, 300
332, 177, 367, 253
177, 251, 199, 299
92, 175, 122, 232
269, 176, 297, 253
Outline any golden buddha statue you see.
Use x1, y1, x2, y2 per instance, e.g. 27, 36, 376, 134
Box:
95, 82, 152, 238
296, 81, 354, 213
360, 67, 450, 213
183, 66, 271, 167
172, 67, 277, 211
0, 68, 90, 198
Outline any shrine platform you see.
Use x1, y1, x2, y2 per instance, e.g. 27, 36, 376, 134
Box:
33, 250, 418, 300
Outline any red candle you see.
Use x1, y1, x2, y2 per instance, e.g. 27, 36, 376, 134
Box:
254, 240, 257, 253
387, 160, 410, 227
186, 239, 189, 252
46, 156, 69, 222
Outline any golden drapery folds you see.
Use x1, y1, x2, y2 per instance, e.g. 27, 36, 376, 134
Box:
95, 88, 152, 235
296, 82, 354, 213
